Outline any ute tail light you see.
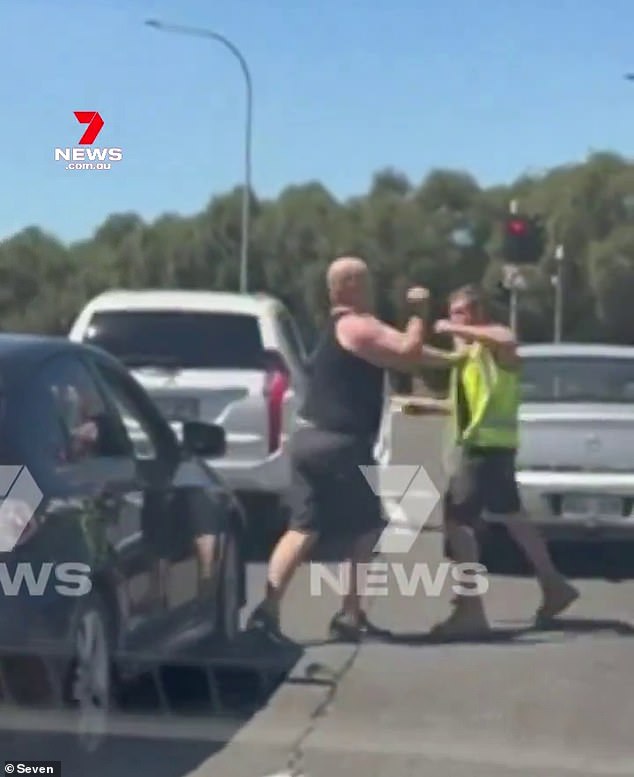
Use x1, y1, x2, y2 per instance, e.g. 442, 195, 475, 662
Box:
263, 349, 290, 454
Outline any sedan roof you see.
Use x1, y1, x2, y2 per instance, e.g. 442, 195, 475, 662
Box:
0, 334, 119, 390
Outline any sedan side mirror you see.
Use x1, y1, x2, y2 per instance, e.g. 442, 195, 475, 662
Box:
182, 421, 226, 458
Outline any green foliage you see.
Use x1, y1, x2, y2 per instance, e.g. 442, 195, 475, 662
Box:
2, 152, 633, 345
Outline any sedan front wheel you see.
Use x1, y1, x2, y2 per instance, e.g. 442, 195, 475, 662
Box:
216, 533, 242, 643
64, 592, 115, 753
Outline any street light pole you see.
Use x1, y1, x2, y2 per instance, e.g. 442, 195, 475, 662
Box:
553, 244, 564, 342
145, 19, 253, 293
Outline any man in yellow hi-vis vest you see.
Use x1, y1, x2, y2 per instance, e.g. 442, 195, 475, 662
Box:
422, 284, 578, 638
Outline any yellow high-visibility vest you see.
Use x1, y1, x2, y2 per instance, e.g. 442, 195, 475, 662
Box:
449, 342, 519, 448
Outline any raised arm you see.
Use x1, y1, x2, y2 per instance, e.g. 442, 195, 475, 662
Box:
420, 344, 468, 368
434, 320, 519, 368
337, 313, 426, 372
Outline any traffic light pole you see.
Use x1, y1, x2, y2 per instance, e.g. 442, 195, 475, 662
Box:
510, 286, 518, 337
502, 263, 524, 337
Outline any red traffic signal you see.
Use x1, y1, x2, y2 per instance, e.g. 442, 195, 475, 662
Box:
507, 218, 528, 235
502, 215, 544, 264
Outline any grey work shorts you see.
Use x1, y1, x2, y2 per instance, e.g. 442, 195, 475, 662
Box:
443, 445, 521, 526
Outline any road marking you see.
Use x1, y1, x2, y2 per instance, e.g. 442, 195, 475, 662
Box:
262, 773, 304, 777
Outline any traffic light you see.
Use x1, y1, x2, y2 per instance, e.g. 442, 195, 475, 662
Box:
502, 215, 545, 264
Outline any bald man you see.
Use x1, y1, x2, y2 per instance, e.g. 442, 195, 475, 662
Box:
247, 257, 429, 642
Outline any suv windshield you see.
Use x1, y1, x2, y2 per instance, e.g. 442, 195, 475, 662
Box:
521, 356, 634, 403
83, 310, 265, 370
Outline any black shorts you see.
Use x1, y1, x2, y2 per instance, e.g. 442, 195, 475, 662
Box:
444, 446, 521, 526
141, 488, 222, 559
285, 426, 386, 542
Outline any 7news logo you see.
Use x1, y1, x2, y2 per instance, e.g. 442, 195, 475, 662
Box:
54, 111, 123, 171
0, 466, 92, 597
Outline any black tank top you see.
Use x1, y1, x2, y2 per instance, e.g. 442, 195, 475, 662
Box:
300, 311, 385, 438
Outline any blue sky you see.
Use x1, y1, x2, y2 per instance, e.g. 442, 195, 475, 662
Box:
1, 0, 632, 244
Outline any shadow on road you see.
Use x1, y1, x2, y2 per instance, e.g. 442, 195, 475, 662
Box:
299, 615, 634, 649
0, 632, 304, 777
531, 615, 634, 636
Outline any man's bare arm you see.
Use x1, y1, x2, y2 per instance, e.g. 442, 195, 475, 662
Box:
337, 314, 425, 371
434, 321, 519, 368
420, 345, 466, 369
437, 322, 513, 347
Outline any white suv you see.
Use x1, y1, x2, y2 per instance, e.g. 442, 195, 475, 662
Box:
68, 289, 309, 532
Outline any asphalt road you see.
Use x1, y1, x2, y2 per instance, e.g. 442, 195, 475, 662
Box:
2, 415, 634, 777
1, 542, 634, 777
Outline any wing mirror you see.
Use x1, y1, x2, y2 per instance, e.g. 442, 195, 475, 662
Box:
181, 421, 226, 458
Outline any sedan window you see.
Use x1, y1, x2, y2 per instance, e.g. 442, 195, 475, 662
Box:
24, 355, 128, 465
92, 361, 162, 462
521, 357, 634, 403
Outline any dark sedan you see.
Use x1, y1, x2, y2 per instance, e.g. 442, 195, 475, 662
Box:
0, 334, 247, 750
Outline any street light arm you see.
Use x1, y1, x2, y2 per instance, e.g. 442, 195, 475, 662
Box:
145, 20, 252, 100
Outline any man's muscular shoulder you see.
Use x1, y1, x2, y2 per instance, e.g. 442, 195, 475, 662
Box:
336, 313, 379, 350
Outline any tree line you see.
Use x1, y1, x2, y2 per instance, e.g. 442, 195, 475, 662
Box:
2, 151, 633, 358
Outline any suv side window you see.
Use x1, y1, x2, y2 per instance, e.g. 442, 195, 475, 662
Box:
25, 354, 129, 465
277, 311, 307, 367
